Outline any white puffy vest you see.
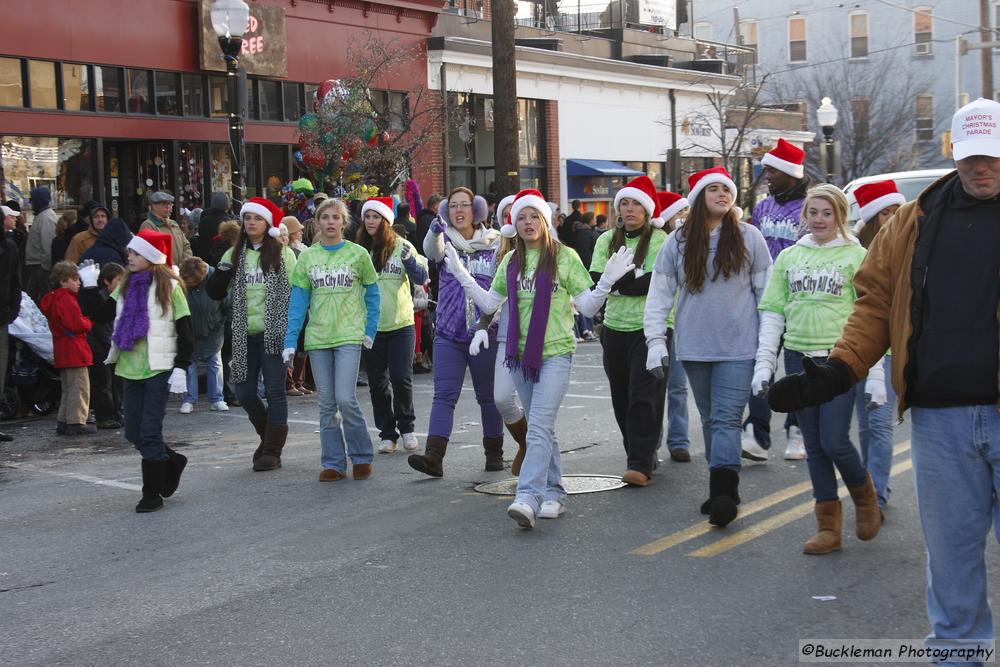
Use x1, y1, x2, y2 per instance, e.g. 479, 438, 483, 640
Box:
106, 280, 178, 371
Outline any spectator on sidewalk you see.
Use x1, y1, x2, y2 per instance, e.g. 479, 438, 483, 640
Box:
178, 257, 229, 415
66, 202, 111, 264
196, 192, 232, 261
0, 204, 23, 442
141, 191, 192, 265
24, 187, 58, 302
78, 262, 126, 429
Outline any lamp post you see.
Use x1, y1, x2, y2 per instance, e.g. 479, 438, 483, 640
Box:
211, 0, 250, 207
816, 96, 839, 184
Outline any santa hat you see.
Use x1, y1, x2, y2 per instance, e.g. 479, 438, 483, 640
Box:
508, 189, 552, 233
361, 196, 395, 225
854, 180, 906, 223
127, 229, 172, 266
687, 166, 738, 205
614, 176, 657, 219
240, 197, 285, 238
498, 194, 518, 238
761, 138, 805, 179
653, 191, 688, 229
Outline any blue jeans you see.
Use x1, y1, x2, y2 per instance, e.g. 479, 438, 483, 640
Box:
665, 329, 690, 452
185, 351, 224, 404
854, 355, 896, 508
785, 351, 867, 501
122, 371, 170, 461
911, 405, 1000, 659
511, 354, 572, 514
234, 334, 288, 426
680, 359, 752, 470
310, 345, 372, 472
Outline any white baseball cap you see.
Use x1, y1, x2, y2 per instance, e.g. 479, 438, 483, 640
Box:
1, 205, 18, 218
951, 97, 1000, 160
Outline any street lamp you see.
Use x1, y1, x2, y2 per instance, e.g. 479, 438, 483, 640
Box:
816, 96, 839, 184
211, 0, 250, 207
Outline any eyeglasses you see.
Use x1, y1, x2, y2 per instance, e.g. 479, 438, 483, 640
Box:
448, 202, 472, 209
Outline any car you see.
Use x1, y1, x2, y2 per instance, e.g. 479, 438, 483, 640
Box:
843, 169, 952, 228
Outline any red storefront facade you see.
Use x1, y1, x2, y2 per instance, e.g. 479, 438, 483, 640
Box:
0, 0, 442, 226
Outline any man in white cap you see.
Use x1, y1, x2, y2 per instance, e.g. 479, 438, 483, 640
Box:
140, 191, 192, 265
768, 98, 1000, 657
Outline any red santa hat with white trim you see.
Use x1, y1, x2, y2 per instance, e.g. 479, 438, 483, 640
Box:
508, 189, 556, 234
498, 194, 518, 238
361, 196, 396, 225
127, 229, 172, 266
614, 175, 658, 220
854, 180, 906, 224
240, 197, 285, 238
653, 191, 688, 228
761, 138, 805, 179
686, 166, 738, 204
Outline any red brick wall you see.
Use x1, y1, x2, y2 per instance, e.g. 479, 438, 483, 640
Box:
544, 100, 561, 203
423, 89, 447, 199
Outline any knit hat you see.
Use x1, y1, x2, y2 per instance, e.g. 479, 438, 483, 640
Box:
240, 197, 285, 238
509, 189, 552, 233
210, 191, 230, 211
854, 180, 906, 223
687, 166, 738, 205
362, 196, 395, 224
653, 191, 688, 229
128, 229, 172, 265
498, 194, 518, 238
614, 176, 658, 219
761, 138, 805, 179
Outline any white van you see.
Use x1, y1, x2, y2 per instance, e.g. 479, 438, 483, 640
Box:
843, 169, 952, 228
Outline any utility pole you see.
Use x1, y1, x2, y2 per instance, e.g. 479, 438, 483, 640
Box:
981, 0, 994, 100
733, 5, 742, 45
491, 0, 520, 196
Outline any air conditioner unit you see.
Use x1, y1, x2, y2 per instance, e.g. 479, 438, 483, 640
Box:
915, 42, 932, 55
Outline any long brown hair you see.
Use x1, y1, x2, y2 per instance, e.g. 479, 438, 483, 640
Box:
355, 214, 399, 272
610, 209, 653, 268
229, 220, 284, 275
512, 214, 560, 281
680, 194, 747, 293
120, 263, 182, 313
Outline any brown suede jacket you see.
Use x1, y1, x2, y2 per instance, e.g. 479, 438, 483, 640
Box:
829, 170, 1000, 419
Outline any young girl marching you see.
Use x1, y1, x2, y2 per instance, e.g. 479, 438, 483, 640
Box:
286, 197, 379, 481
447, 189, 635, 529
92, 229, 193, 512
754, 184, 883, 553
850, 180, 905, 514
644, 167, 772, 527
590, 176, 670, 486
408, 187, 505, 477
355, 196, 427, 454
207, 197, 297, 472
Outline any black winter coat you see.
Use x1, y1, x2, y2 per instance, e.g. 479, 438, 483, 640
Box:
0, 234, 22, 324
80, 218, 131, 268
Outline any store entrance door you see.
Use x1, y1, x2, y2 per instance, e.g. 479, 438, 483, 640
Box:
104, 141, 173, 232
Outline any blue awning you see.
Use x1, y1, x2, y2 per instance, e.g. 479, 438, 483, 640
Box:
566, 159, 646, 178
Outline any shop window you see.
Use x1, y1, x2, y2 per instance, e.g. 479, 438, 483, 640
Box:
518, 99, 541, 165
126, 69, 151, 113
519, 168, 544, 193
245, 144, 261, 198
914, 7, 932, 55
0, 58, 23, 107
1, 136, 96, 209
61, 63, 90, 111
94, 66, 123, 112
475, 97, 495, 165
258, 80, 281, 121
388, 92, 409, 132
209, 75, 229, 118
182, 74, 204, 117
154, 71, 180, 116
282, 82, 302, 122
448, 92, 475, 165
850, 12, 868, 59
210, 143, 233, 197
177, 143, 206, 211
261, 145, 288, 200
788, 17, 807, 63
28, 60, 57, 109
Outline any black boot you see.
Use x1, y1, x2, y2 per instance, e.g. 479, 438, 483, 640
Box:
407, 435, 448, 477
704, 467, 740, 527
253, 424, 288, 471
136, 459, 165, 513
483, 435, 504, 472
160, 447, 188, 498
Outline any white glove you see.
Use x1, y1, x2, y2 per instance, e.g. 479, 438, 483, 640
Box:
444, 243, 477, 289
168, 368, 187, 394
645, 342, 669, 380
751, 365, 771, 398
865, 365, 887, 411
282, 347, 295, 365
598, 247, 636, 290
469, 328, 490, 356
78, 260, 100, 288
634, 267, 646, 279
363, 336, 374, 350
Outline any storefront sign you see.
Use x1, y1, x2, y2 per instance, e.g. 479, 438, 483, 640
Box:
199, 0, 288, 78
638, 0, 676, 29
568, 176, 624, 200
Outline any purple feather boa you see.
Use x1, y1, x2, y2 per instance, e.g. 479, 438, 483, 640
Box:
111, 270, 154, 351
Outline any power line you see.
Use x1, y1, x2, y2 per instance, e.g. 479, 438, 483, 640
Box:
871, 0, 983, 29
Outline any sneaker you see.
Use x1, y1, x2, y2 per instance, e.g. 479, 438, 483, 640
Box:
538, 500, 565, 519
582, 330, 598, 342
210, 401, 230, 412
96, 419, 123, 430
740, 423, 769, 462
377, 439, 396, 454
507, 501, 535, 529
784, 426, 806, 460
401, 432, 419, 451
179, 402, 194, 414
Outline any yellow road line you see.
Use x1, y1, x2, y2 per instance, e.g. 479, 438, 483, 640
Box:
630, 440, 911, 557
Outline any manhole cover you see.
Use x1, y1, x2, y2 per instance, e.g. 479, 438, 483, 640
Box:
474, 474, 627, 496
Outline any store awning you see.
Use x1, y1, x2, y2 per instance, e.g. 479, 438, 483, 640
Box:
566, 159, 645, 178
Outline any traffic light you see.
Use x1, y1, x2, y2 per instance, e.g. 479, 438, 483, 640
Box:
941, 130, 952, 158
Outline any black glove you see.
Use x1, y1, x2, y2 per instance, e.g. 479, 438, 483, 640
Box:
767, 357, 854, 412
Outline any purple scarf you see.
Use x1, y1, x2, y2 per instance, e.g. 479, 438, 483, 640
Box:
111, 270, 154, 351
505, 253, 552, 383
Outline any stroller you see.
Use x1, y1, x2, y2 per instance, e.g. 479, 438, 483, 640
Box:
1, 292, 60, 420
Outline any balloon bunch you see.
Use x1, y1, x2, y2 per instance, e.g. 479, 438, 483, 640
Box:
343, 183, 380, 203
280, 179, 315, 223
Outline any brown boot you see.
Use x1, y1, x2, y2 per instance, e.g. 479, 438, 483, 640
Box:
483, 435, 504, 471
253, 424, 288, 472
848, 474, 882, 541
249, 413, 268, 464
353, 463, 372, 480
803, 500, 842, 555
407, 435, 448, 477
506, 417, 528, 475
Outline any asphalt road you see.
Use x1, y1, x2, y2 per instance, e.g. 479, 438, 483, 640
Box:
0, 343, 988, 666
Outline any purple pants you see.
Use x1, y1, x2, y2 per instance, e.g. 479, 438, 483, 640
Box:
428, 335, 503, 440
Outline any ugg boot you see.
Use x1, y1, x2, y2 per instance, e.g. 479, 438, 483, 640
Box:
803, 500, 842, 555
136, 459, 165, 513
701, 474, 742, 515
253, 424, 288, 472
847, 474, 882, 541
505, 417, 528, 475
483, 435, 504, 472
249, 414, 268, 464
407, 435, 448, 477
160, 446, 188, 498
705, 467, 740, 527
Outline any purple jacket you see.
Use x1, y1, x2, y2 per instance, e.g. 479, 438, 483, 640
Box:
751, 196, 805, 260
435, 238, 497, 342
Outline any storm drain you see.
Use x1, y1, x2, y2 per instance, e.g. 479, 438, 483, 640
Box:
474, 474, 627, 496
